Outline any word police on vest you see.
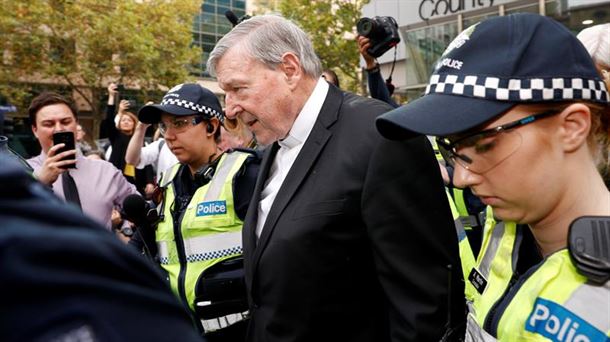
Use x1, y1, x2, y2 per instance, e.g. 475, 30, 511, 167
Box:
196, 200, 227, 217
526, 298, 606, 342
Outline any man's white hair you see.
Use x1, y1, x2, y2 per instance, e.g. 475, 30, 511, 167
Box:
207, 14, 322, 79
577, 23, 610, 69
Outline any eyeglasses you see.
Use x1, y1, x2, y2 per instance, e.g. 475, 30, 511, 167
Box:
159, 116, 204, 135
436, 109, 560, 174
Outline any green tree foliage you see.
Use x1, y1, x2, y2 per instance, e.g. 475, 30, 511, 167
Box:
0, 0, 199, 127
277, 0, 369, 93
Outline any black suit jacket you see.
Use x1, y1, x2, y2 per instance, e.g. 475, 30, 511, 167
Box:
243, 85, 464, 342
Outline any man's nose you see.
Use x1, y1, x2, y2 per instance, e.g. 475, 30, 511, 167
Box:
224, 94, 240, 119
53, 122, 66, 132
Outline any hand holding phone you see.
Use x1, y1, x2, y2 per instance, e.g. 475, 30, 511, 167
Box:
52, 131, 77, 169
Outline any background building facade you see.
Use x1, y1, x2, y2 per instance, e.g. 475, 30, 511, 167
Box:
362, 0, 610, 101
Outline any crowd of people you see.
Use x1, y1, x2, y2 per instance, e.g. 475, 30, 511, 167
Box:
1, 12, 609, 342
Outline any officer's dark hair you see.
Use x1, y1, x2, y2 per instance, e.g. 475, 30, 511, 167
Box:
28, 92, 78, 127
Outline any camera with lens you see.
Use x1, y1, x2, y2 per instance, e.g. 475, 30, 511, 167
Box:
357, 16, 401, 58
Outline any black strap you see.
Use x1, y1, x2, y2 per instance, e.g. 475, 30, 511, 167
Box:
62, 171, 82, 210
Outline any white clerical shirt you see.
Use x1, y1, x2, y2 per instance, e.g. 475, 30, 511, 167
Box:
256, 78, 329, 238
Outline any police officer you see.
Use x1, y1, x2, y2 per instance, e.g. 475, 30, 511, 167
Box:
378, 14, 610, 341
136, 83, 259, 340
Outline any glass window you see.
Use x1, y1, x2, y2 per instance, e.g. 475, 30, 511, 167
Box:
191, 0, 252, 77
201, 33, 216, 44
216, 5, 230, 16
202, 3, 215, 14
463, 11, 498, 29
403, 20, 459, 87
504, 2, 539, 16
203, 42, 216, 53
217, 23, 232, 35
545, 0, 561, 17
202, 22, 216, 33
232, 8, 245, 18
549, 1, 610, 34
201, 13, 215, 23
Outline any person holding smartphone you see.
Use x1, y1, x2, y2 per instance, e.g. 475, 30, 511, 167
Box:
26, 92, 138, 230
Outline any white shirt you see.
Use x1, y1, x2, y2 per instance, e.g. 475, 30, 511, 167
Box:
256, 78, 329, 238
135, 139, 179, 180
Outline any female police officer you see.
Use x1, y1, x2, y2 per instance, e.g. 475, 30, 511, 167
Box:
136, 83, 259, 341
377, 14, 610, 341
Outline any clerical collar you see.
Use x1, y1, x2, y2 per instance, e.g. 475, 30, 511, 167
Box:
278, 78, 329, 150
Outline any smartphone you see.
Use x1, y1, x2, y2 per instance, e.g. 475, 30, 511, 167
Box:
52, 131, 76, 169
127, 99, 137, 108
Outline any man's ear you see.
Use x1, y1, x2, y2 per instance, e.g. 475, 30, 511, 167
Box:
279, 52, 302, 90
31, 125, 39, 140
557, 103, 591, 153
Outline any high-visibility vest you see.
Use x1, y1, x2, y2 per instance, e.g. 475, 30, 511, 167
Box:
447, 190, 477, 301
156, 152, 249, 314
464, 219, 610, 341
452, 187, 484, 229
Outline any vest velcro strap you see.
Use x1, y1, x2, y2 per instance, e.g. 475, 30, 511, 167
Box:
184, 231, 242, 263
460, 215, 479, 228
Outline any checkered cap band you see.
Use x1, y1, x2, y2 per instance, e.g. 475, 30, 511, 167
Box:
160, 98, 224, 123
186, 246, 242, 263
425, 74, 610, 103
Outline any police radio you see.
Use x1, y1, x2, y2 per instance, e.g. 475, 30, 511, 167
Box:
568, 216, 610, 285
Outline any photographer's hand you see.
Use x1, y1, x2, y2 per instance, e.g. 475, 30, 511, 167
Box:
357, 36, 377, 70
118, 99, 130, 113
35, 144, 76, 185
125, 121, 150, 166
108, 83, 119, 105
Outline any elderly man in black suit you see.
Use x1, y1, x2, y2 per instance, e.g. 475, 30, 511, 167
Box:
207, 14, 464, 342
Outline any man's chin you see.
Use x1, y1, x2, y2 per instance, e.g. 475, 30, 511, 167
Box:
252, 132, 276, 146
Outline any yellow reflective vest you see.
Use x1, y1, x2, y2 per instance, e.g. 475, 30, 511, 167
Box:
155, 152, 250, 313
463, 215, 610, 341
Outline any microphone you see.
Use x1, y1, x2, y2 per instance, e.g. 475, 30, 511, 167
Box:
122, 194, 158, 227
122, 194, 159, 260
225, 10, 239, 27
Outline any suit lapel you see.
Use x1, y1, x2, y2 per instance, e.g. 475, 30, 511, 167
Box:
251, 85, 343, 272
243, 143, 278, 289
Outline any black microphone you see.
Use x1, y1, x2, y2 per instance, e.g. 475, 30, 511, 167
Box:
225, 10, 239, 27
123, 194, 159, 227
122, 194, 159, 260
